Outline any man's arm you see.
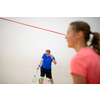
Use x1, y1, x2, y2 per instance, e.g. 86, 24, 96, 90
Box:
52, 59, 57, 65
51, 55, 57, 65
39, 58, 44, 65
37, 58, 44, 70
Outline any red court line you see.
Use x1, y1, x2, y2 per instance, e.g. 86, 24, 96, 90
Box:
0, 17, 66, 36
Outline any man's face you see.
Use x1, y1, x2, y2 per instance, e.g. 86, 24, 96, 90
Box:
46, 52, 50, 57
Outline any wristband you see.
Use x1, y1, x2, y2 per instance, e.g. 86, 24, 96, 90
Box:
38, 65, 40, 67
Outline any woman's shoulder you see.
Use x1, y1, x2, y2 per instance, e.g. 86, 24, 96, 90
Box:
71, 47, 100, 66
71, 47, 93, 62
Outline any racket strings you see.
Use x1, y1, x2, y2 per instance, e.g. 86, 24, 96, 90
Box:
32, 70, 38, 83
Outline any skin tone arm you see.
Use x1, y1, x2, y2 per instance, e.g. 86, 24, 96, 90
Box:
37, 58, 44, 70
72, 74, 87, 84
51, 55, 57, 65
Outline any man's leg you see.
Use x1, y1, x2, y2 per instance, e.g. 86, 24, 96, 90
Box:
50, 78, 53, 83
40, 66, 45, 84
40, 76, 44, 84
46, 68, 54, 83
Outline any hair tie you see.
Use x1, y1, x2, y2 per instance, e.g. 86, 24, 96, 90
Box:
90, 32, 94, 35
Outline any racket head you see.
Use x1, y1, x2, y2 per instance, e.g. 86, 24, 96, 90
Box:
32, 69, 38, 83
39, 77, 53, 84
32, 75, 37, 83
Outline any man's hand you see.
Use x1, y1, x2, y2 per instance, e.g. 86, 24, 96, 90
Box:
51, 54, 57, 65
37, 66, 40, 70
51, 55, 53, 59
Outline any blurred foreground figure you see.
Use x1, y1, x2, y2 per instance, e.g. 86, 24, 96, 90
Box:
65, 21, 100, 84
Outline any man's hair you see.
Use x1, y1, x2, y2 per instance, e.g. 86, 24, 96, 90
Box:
45, 49, 51, 53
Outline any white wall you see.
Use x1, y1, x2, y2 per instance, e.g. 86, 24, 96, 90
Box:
0, 17, 100, 84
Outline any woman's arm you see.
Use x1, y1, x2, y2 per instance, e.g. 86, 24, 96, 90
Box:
72, 74, 87, 84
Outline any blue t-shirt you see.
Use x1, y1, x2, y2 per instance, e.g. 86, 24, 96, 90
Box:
41, 53, 55, 69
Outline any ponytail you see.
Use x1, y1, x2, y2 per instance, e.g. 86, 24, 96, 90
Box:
89, 32, 100, 55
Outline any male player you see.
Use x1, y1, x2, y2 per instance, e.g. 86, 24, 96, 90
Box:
37, 49, 57, 84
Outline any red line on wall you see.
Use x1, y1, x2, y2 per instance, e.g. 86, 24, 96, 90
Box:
0, 17, 66, 36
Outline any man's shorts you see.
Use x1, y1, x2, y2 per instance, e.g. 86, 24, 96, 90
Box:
40, 66, 52, 79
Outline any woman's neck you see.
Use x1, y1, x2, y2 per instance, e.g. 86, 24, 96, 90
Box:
74, 42, 87, 52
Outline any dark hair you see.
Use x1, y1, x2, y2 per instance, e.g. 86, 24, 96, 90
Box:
45, 49, 51, 53
70, 21, 100, 55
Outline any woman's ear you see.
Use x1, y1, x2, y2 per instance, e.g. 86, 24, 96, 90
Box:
76, 31, 83, 39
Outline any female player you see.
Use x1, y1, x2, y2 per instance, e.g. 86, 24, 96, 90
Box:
65, 21, 100, 84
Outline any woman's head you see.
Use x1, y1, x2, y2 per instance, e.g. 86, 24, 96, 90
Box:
65, 21, 100, 55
